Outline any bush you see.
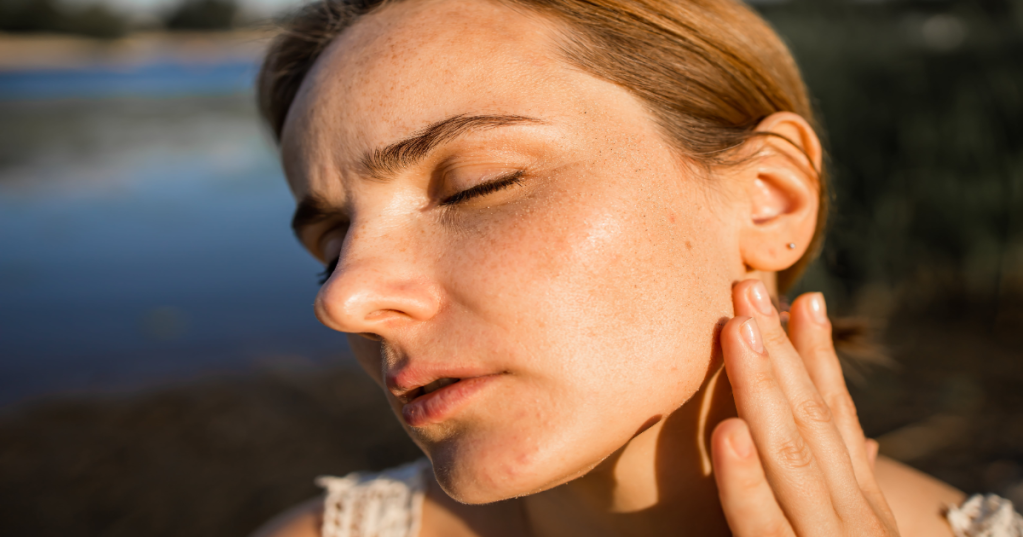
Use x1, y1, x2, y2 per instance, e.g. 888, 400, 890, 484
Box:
762, 0, 1023, 325
163, 0, 237, 31
0, 0, 128, 38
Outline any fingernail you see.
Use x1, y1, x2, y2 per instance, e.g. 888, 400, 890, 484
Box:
728, 427, 754, 459
741, 318, 765, 354
748, 281, 774, 316
808, 293, 828, 325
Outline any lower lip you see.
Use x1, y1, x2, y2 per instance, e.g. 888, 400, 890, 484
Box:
402, 375, 500, 427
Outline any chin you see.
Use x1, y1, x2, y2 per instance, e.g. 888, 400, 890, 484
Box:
424, 435, 572, 504
410, 405, 630, 504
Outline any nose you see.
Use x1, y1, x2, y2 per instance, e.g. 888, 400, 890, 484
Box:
314, 226, 442, 337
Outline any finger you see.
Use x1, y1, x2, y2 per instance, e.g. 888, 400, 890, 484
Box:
720, 314, 840, 534
731, 281, 871, 521
788, 293, 893, 518
712, 418, 795, 537
865, 439, 879, 470
787, 294, 872, 484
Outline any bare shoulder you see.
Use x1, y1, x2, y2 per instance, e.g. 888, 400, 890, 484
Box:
874, 456, 965, 537
249, 497, 322, 537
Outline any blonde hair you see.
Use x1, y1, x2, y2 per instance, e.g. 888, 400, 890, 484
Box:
257, 0, 828, 291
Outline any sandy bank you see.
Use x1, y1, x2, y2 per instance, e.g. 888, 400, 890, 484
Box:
0, 30, 274, 70
0, 320, 1021, 536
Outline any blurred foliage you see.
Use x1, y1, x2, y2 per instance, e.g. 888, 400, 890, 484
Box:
0, 0, 240, 36
164, 0, 238, 30
767, 0, 1023, 333
0, 0, 129, 38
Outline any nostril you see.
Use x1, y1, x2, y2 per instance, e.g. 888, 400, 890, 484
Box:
313, 286, 368, 334
313, 283, 406, 333
313, 257, 443, 335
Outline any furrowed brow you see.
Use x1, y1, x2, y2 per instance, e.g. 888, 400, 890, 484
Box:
291, 115, 543, 237
360, 114, 543, 180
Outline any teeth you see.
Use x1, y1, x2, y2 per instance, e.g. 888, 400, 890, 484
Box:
421, 377, 459, 395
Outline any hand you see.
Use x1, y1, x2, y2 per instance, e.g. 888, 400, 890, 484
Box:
711, 280, 896, 536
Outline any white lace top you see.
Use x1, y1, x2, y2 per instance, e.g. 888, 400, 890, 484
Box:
317, 460, 1023, 537
317, 459, 430, 537
948, 494, 1023, 537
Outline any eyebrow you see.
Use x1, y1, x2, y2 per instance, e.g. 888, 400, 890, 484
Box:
361, 113, 543, 179
291, 114, 543, 236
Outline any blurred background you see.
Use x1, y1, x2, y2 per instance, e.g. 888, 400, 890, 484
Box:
0, 0, 1021, 534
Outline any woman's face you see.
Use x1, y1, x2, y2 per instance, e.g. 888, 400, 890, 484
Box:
282, 0, 748, 503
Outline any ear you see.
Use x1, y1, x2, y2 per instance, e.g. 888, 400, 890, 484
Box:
737, 112, 822, 273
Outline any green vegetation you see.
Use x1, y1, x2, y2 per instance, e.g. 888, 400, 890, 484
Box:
0, 0, 240, 37
763, 1, 1023, 333
164, 0, 238, 31
0, 0, 129, 38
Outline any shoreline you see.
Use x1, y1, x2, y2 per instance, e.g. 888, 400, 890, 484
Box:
0, 30, 274, 71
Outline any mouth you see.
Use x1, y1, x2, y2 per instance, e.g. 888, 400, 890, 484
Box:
401, 377, 461, 403
394, 374, 502, 427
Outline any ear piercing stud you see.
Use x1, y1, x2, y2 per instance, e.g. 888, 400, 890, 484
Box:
787, 242, 796, 249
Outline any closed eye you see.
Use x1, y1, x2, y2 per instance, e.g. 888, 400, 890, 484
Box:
317, 172, 524, 283
440, 170, 524, 206
318, 256, 339, 285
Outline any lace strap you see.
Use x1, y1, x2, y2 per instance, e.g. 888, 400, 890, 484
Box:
317, 459, 430, 537
947, 494, 1023, 537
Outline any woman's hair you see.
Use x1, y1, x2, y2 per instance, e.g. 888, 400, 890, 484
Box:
257, 0, 828, 292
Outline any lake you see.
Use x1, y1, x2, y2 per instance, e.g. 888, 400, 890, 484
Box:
0, 60, 352, 407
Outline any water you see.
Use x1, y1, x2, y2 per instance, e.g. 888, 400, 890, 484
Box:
0, 61, 257, 100
0, 62, 351, 407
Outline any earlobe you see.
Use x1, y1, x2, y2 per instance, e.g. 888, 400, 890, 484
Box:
738, 112, 822, 273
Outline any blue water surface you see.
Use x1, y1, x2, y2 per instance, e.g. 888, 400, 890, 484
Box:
0, 61, 257, 100
0, 60, 352, 407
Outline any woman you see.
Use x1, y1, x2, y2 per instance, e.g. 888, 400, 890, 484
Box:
252, 0, 1021, 535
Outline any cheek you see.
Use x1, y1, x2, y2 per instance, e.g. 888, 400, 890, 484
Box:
426, 171, 738, 500
439, 168, 734, 400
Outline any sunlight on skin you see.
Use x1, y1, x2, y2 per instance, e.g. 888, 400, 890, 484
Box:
270, 0, 960, 536
282, 0, 749, 510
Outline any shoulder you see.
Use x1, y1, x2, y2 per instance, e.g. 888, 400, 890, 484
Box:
253, 456, 973, 537
249, 497, 323, 537
874, 456, 965, 537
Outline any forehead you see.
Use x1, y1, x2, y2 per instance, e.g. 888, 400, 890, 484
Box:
280, 0, 575, 194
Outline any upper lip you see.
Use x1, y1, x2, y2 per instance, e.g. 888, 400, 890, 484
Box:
387, 364, 498, 404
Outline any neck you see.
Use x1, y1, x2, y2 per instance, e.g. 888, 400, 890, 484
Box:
520, 365, 737, 537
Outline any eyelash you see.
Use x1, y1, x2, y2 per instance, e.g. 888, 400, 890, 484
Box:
318, 258, 338, 285
440, 170, 525, 206
316, 170, 525, 285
